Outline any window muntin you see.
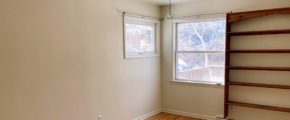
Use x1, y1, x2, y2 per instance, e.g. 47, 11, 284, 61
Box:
175, 19, 226, 84
124, 17, 159, 58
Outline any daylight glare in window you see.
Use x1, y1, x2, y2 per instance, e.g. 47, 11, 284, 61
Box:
125, 20, 156, 58
175, 19, 226, 84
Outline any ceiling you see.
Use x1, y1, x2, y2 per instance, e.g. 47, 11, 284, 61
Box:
135, 0, 196, 5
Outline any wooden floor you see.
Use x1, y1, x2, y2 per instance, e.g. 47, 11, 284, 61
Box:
146, 112, 203, 120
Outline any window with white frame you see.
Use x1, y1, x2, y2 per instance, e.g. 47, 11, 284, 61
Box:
175, 19, 226, 84
124, 15, 159, 58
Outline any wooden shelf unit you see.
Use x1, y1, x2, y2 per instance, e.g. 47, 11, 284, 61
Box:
224, 7, 290, 118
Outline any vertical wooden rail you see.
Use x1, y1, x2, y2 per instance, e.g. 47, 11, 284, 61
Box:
224, 13, 231, 119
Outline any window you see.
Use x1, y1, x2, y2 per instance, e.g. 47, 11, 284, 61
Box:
124, 16, 159, 58
175, 19, 226, 84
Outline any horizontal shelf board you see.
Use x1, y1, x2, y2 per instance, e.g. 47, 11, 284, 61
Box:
228, 29, 290, 36
228, 7, 290, 22
227, 66, 290, 71
228, 82, 290, 89
228, 49, 290, 53
228, 101, 290, 113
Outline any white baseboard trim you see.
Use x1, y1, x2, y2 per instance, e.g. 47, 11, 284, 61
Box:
162, 109, 217, 120
133, 109, 162, 120
132, 108, 224, 120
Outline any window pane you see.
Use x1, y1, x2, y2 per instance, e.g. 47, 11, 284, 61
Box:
177, 20, 225, 51
125, 23, 155, 56
176, 53, 225, 83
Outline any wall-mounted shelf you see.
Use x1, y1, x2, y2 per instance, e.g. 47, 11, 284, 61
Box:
228, 29, 290, 36
228, 82, 290, 89
228, 49, 290, 53
228, 7, 290, 23
228, 101, 290, 113
228, 66, 290, 71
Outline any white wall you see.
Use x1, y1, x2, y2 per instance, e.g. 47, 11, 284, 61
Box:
161, 0, 290, 119
0, 0, 161, 120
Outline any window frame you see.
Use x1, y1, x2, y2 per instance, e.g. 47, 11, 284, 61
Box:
173, 17, 226, 85
123, 15, 160, 59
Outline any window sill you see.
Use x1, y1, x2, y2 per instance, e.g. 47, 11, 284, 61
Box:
125, 54, 159, 59
170, 80, 224, 88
